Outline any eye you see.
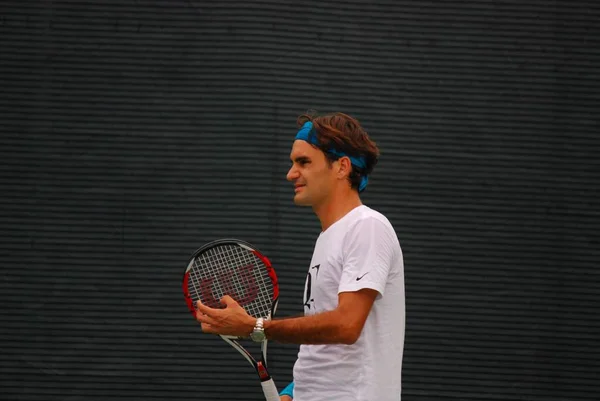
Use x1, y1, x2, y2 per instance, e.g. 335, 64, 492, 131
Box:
290, 158, 310, 167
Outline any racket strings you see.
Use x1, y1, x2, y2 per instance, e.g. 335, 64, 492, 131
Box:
188, 244, 274, 319
226, 246, 274, 317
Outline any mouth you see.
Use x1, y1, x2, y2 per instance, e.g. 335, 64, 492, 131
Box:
294, 184, 305, 193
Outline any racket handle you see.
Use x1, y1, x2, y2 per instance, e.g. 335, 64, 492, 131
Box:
261, 378, 280, 401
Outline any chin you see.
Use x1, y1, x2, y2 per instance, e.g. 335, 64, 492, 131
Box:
293, 194, 313, 206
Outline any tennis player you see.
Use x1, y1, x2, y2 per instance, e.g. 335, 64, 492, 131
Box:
196, 111, 405, 401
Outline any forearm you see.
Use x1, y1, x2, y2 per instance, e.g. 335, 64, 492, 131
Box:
264, 309, 356, 345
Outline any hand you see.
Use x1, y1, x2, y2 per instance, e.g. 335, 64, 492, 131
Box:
280, 396, 293, 401
195, 295, 256, 337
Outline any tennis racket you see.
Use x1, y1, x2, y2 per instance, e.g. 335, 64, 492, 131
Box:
182, 239, 280, 401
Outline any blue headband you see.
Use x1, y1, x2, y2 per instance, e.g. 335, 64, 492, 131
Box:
295, 121, 369, 192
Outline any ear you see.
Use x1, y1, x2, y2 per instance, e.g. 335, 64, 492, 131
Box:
337, 156, 353, 179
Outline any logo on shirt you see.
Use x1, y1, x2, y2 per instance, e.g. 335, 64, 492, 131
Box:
356, 272, 369, 281
303, 264, 320, 311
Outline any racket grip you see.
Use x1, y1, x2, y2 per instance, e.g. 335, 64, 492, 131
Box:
261, 378, 280, 401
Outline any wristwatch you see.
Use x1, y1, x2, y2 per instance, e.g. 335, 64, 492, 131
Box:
250, 317, 266, 342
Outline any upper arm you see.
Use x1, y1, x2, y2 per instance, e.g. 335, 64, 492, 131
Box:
334, 217, 398, 344
336, 288, 379, 344
338, 217, 397, 296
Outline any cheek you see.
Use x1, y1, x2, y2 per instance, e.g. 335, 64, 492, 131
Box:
310, 170, 333, 188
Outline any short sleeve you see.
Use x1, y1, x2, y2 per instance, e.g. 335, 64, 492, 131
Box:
338, 217, 397, 296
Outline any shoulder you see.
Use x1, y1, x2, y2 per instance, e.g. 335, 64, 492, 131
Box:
351, 206, 395, 231
345, 206, 399, 243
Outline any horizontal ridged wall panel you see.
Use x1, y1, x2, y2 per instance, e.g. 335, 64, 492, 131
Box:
1, 1, 599, 400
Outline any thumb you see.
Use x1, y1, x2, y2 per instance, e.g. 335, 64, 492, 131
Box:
220, 294, 239, 307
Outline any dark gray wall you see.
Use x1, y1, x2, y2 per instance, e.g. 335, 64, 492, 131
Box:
1, 1, 599, 400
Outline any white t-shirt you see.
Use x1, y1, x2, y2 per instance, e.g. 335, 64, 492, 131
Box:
292, 205, 406, 401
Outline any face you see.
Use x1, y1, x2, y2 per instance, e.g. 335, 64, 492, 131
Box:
286, 140, 337, 207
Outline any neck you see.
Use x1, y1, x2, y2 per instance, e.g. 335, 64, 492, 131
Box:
313, 188, 363, 232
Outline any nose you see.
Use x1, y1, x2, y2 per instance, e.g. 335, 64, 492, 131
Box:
287, 164, 299, 182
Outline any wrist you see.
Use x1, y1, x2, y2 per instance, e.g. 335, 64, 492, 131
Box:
263, 318, 272, 338
246, 316, 258, 337
279, 381, 294, 398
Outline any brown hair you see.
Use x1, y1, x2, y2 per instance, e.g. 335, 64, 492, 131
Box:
296, 111, 380, 191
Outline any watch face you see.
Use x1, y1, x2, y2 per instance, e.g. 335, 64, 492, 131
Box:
251, 330, 265, 342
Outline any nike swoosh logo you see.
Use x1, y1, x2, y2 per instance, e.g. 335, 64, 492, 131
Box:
356, 272, 369, 281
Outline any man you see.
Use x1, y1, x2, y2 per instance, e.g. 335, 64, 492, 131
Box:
196, 112, 405, 401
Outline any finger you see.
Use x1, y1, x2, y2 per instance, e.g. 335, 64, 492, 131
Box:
195, 310, 219, 326
196, 300, 220, 316
201, 322, 217, 334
